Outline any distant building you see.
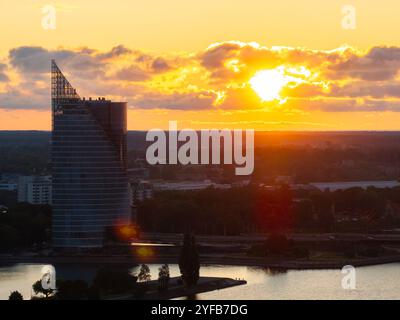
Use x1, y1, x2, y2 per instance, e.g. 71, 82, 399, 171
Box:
17, 175, 52, 204
379, 165, 400, 176
0, 173, 19, 191
131, 180, 154, 203
51, 60, 131, 248
275, 175, 294, 185
231, 180, 251, 187
383, 200, 400, 220
0, 183, 17, 191
310, 180, 400, 192
152, 180, 231, 191
128, 167, 150, 180
0, 173, 20, 183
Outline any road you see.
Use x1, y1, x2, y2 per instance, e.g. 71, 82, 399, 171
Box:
140, 232, 400, 245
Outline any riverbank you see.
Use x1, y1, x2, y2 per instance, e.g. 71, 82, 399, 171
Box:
2, 253, 400, 270
106, 277, 247, 300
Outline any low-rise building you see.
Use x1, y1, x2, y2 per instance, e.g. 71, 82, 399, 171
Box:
309, 180, 400, 192
0, 183, 17, 191
152, 180, 231, 191
128, 167, 150, 180
131, 180, 154, 203
0, 173, 19, 191
17, 175, 52, 205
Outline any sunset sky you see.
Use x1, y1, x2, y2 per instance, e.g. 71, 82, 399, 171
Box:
1, 0, 400, 130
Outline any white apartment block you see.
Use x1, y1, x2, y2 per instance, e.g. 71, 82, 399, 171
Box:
17, 175, 52, 205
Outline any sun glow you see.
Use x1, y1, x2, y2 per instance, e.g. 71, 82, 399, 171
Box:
249, 66, 310, 103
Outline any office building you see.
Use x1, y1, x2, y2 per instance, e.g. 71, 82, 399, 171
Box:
51, 60, 131, 248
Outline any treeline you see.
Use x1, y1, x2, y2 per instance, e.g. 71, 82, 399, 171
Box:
138, 186, 400, 235
0, 131, 50, 174
252, 145, 400, 183
0, 203, 51, 251
2, 131, 400, 182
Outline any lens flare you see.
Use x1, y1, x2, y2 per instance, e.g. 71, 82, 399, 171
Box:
136, 247, 154, 258
117, 224, 139, 241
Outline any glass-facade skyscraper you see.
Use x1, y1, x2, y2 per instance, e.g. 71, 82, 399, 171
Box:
51, 60, 131, 248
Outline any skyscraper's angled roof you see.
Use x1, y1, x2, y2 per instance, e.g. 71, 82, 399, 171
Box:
51, 60, 80, 102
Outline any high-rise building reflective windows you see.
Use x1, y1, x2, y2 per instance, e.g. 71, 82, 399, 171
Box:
51, 60, 131, 248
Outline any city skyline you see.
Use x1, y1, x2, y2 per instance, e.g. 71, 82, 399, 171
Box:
2, 0, 400, 304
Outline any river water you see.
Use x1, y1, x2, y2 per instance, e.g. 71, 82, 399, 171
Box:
0, 263, 399, 300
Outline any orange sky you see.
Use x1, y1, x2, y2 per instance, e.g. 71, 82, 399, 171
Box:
1, 0, 400, 130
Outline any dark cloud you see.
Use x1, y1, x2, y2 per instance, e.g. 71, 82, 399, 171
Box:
0, 88, 47, 110
366, 46, 400, 61
330, 82, 400, 99
328, 58, 399, 81
201, 42, 242, 69
114, 55, 173, 81
9, 46, 107, 80
96, 45, 132, 60
9, 46, 75, 73
133, 91, 216, 110
327, 47, 400, 81
115, 66, 150, 81
0, 64, 9, 82
294, 99, 400, 112
151, 57, 170, 73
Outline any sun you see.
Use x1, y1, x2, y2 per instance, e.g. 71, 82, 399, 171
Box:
249, 69, 288, 102
249, 66, 310, 103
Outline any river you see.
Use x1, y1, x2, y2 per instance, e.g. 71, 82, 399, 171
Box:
0, 263, 399, 300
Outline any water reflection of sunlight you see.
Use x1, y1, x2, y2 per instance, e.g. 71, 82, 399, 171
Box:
131, 242, 174, 247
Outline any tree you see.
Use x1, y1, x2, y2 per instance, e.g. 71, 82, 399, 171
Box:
8, 291, 23, 300
56, 280, 88, 300
266, 233, 289, 255
138, 264, 151, 282
0, 225, 20, 251
32, 279, 54, 298
87, 285, 100, 300
158, 264, 170, 291
92, 267, 137, 294
179, 233, 200, 288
